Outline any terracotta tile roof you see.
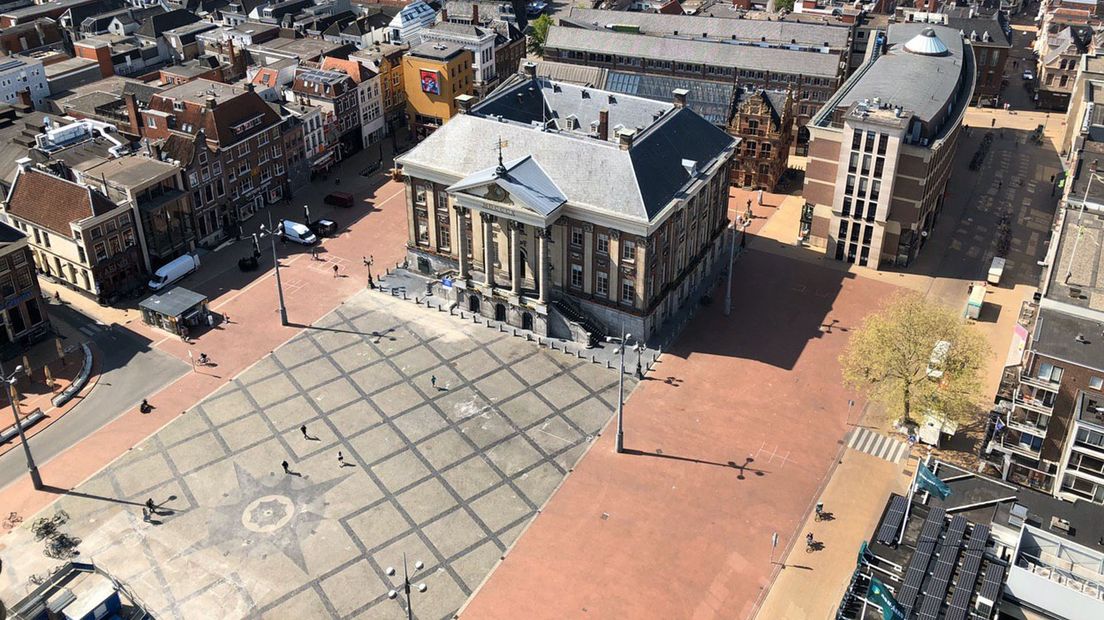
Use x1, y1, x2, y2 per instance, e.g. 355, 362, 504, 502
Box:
7, 168, 118, 236
320, 56, 376, 83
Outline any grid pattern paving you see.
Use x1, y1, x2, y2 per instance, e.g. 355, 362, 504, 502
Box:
1, 292, 633, 620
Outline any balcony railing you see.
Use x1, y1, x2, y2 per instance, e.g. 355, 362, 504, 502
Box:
1020, 374, 1061, 392
1014, 389, 1055, 414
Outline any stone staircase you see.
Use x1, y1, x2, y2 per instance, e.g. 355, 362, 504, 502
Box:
550, 296, 607, 347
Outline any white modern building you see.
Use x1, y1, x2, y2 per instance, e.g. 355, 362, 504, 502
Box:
388, 0, 436, 44
0, 57, 48, 108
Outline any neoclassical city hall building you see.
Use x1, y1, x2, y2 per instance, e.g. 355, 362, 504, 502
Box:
396, 64, 737, 341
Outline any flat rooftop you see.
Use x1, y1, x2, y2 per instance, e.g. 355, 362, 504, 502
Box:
544, 25, 841, 78
82, 154, 177, 189
827, 23, 968, 127
1045, 204, 1104, 313
408, 40, 468, 61
158, 79, 244, 105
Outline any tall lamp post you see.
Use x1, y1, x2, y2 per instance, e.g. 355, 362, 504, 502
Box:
385, 554, 427, 620
259, 216, 289, 325
5, 365, 42, 489
607, 331, 640, 454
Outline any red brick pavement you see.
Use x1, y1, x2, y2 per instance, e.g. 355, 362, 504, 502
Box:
0, 177, 409, 525
459, 249, 900, 619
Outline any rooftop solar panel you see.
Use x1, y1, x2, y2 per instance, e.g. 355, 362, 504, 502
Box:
876, 495, 908, 545
898, 507, 945, 613
916, 516, 967, 620
978, 562, 1006, 602
944, 523, 990, 620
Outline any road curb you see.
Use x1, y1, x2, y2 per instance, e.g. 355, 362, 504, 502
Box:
50, 343, 92, 408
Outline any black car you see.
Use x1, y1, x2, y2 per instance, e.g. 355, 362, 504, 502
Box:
309, 218, 338, 238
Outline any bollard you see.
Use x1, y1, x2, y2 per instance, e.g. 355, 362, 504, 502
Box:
606, 360, 611, 369
550, 341, 556, 350
526, 333, 532, 341
576, 350, 582, 358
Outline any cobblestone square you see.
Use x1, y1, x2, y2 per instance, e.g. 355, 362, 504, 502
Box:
0, 292, 633, 619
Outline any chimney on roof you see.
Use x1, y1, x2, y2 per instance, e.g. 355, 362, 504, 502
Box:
523, 61, 536, 79
15, 157, 32, 172
16, 89, 31, 108
598, 108, 609, 141
150, 140, 162, 161
456, 93, 476, 113
206, 95, 217, 109
617, 128, 635, 150
124, 92, 141, 135
672, 88, 689, 109
245, 81, 255, 92
441, 6, 448, 22
472, 2, 479, 25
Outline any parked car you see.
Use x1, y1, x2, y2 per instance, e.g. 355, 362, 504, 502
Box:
527, 0, 547, 16
281, 220, 318, 245
324, 192, 355, 207
149, 253, 200, 290
309, 218, 337, 238
1022, 70, 1035, 80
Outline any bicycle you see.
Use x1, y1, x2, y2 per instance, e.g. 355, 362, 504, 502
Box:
805, 533, 816, 553
2, 511, 23, 529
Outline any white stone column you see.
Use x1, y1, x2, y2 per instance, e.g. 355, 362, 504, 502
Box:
455, 206, 469, 279
510, 221, 521, 295
482, 213, 495, 288
538, 227, 549, 304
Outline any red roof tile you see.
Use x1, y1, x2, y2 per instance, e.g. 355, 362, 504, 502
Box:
7, 169, 117, 237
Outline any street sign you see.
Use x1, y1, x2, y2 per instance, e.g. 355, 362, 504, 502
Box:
442, 277, 453, 289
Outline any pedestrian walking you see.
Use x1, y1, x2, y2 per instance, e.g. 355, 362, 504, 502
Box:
431, 374, 437, 390
142, 507, 149, 523
223, 312, 230, 324
311, 247, 319, 260
281, 460, 289, 474
337, 451, 344, 466
332, 264, 339, 278
146, 498, 155, 513
300, 424, 308, 439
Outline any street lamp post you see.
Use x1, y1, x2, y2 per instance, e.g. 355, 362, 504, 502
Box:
607, 331, 640, 454
385, 554, 427, 620
724, 222, 736, 317
4, 365, 42, 489
363, 255, 374, 289
259, 216, 289, 325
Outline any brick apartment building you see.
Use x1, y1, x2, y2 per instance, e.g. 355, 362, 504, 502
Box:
144, 79, 292, 246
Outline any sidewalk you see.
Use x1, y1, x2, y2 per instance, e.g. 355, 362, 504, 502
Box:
752, 447, 913, 620
0, 345, 90, 458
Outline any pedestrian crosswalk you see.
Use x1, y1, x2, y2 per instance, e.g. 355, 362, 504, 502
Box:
78, 322, 108, 338
847, 427, 910, 464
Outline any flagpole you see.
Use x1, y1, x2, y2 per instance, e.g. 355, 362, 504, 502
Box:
897, 455, 925, 546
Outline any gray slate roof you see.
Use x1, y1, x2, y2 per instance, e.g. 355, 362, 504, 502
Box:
531, 60, 607, 87
563, 7, 850, 49
475, 74, 672, 139
449, 156, 567, 217
831, 23, 967, 125
544, 25, 840, 78
397, 108, 733, 223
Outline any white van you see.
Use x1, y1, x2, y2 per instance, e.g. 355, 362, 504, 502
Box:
281, 220, 318, 245
926, 340, 951, 380
149, 253, 200, 290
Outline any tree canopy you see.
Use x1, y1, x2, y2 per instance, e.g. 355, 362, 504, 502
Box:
840, 293, 989, 428
528, 14, 553, 56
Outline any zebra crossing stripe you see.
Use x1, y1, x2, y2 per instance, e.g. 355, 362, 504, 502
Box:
847, 427, 909, 464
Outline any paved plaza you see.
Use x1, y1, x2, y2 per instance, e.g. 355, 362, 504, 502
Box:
0, 291, 633, 619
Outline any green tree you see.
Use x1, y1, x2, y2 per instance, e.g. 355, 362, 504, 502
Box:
840, 293, 989, 428
775, 0, 796, 12
528, 14, 553, 57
